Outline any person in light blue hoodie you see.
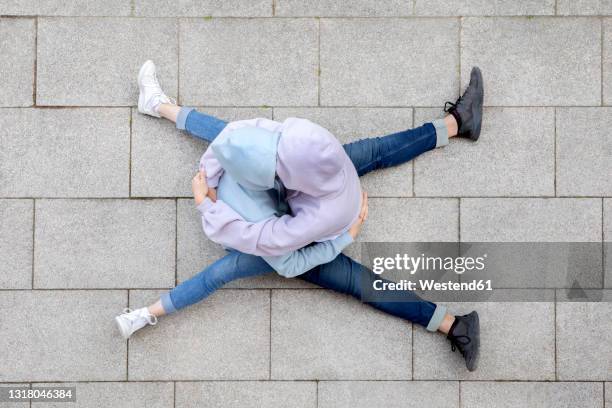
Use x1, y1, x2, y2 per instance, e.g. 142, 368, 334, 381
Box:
116, 61, 482, 372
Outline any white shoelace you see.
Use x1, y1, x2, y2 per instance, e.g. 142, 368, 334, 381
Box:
142, 70, 176, 106
122, 307, 158, 325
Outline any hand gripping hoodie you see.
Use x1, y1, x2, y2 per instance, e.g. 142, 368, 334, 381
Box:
197, 116, 362, 258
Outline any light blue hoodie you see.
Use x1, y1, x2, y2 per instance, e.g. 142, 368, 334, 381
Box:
209, 125, 354, 278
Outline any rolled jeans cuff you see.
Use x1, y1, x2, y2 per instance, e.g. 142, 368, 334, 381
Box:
432, 118, 449, 148
176, 107, 195, 130
426, 304, 447, 332
160, 292, 177, 314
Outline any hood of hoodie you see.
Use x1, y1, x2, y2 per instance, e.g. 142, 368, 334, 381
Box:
210, 126, 280, 191
276, 118, 347, 198
276, 118, 361, 241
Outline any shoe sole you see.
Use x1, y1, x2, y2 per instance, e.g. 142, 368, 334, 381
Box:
114, 316, 131, 339
137, 60, 152, 116
470, 67, 484, 142
467, 311, 480, 371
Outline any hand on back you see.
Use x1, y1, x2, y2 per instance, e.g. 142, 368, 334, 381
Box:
192, 170, 208, 206
348, 192, 368, 239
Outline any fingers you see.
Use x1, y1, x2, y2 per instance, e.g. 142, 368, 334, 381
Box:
360, 192, 368, 221
193, 170, 206, 181
208, 188, 217, 202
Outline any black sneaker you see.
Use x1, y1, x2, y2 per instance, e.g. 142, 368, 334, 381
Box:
447, 311, 480, 371
444, 67, 484, 141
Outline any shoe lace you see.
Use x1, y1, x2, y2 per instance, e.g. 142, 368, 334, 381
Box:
142, 71, 176, 105
449, 334, 471, 353
444, 98, 461, 113
122, 307, 157, 325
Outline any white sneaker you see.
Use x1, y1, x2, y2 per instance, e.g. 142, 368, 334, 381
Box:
115, 307, 158, 339
137, 60, 173, 118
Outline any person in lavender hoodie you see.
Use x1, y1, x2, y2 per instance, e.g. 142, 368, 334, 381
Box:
116, 61, 483, 371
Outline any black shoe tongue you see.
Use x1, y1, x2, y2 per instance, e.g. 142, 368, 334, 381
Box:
448, 317, 462, 338
451, 109, 463, 132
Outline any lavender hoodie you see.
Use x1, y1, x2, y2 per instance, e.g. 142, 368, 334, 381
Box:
198, 117, 362, 257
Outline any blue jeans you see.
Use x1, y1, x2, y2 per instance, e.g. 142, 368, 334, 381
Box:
163, 108, 448, 331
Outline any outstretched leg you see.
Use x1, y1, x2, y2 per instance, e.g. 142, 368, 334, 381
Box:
159, 250, 270, 313
115, 251, 272, 338
171, 106, 227, 143
299, 254, 448, 330
137, 60, 227, 143
343, 118, 455, 177
299, 254, 480, 371
344, 66, 483, 177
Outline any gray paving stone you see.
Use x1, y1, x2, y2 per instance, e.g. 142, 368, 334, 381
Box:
34, 382, 174, 408
271, 289, 412, 380
360, 198, 458, 242
461, 198, 603, 288
0, 108, 129, 197
175, 381, 316, 408
274, 107, 414, 197
413, 300, 555, 380
415, 0, 554, 15
34, 199, 175, 288
0, 290, 126, 381
414, 108, 554, 196
0, 19, 34, 107
134, 0, 271, 16
461, 198, 602, 242
557, 297, 612, 380
461, 17, 600, 106
176, 199, 313, 288
606, 199, 611, 288
131, 107, 271, 197
180, 19, 317, 106
0, 0, 130, 15
128, 289, 270, 380
275, 0, 412, 16
320, 18, 459, 106
557, 109, 612, 196
37, 18, 177, 106
461, 381, 603, 408
606, 20, 612, 104
177, 199, 228, 279
318, 381, 458, 408
607, 383, 611, 407
0, 200, 32, 289
558, 0, 612, 15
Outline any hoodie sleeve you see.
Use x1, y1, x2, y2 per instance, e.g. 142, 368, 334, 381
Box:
197, 198, 334, 256
262, 232, 353, 278
201, 145, 223, 188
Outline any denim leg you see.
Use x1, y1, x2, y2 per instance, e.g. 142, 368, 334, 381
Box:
175, 107, 228, 143
299, 254, 446, 331
342, 122, 445, 177
161, 250, 272, 313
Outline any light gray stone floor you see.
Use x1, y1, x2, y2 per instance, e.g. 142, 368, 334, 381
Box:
0, 1, 610, 407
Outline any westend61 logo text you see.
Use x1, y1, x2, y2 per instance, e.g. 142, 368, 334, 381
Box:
370, 253, 492, 293
371, 253, 487, 275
